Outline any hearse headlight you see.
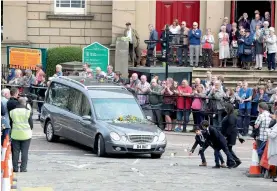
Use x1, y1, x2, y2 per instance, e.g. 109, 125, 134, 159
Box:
110, 132, 121, 141
158, 132, 166, 142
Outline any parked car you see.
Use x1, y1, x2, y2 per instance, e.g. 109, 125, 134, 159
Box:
40, 76, 167, 158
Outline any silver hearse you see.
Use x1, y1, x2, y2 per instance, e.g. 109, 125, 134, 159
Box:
41, 76, 166, 158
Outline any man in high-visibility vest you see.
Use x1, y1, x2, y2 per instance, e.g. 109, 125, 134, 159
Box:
10, 97, 33, 172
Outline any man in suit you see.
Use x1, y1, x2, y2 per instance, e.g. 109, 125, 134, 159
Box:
124, 22, 141, 67
201, 120, 236, 168
146, 24, 158, 67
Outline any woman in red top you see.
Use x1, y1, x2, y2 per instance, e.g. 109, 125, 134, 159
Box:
161, 78, 176, 131
175, 80, 192, 132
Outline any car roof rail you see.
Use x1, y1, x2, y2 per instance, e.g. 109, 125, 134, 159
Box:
57, 76, 86, 89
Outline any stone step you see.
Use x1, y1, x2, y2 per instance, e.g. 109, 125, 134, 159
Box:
192, 67, 277, 76
192, 74, 277, 82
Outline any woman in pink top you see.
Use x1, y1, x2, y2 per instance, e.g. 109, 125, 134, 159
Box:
218, 26, 230, 67
36, 64, 45, 84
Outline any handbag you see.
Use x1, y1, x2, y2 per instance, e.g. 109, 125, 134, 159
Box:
232, 40, 238, 48
243, 46, 252, 55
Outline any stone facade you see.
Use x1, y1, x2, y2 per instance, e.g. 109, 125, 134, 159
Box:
2, 0, 277, 67
3, 1, 112, 49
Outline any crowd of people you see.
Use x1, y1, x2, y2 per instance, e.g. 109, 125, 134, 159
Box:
125, 10, 277, 71
1, 63, 277, 179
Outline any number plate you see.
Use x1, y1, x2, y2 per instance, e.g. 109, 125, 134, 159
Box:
133, 144, 151, 149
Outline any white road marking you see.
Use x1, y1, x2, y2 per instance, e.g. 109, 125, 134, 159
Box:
64, 164, 91, 169
84, 154, 94, 156
132, 159, 140, 164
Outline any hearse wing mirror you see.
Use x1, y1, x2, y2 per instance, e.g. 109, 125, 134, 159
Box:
82, 115, 92, 121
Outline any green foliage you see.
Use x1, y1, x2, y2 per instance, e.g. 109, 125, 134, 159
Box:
46, 46, 82, 77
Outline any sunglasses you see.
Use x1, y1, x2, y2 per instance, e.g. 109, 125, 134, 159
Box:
193, 25, 197, 26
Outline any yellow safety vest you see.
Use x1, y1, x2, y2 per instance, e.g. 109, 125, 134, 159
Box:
10, 108, 32, 140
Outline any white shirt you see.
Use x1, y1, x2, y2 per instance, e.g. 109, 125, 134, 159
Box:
169, 25, 181, 34
127, 29, 133, 43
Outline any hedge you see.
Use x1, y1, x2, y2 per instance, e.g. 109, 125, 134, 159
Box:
46, 46, 82, 77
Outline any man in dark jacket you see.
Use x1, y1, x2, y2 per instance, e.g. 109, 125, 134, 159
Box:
201, 120, 236, 168
190, 127, 226, 167
7, 88, 20, 127
146, 24, 158, 67
148, 79, 163, 129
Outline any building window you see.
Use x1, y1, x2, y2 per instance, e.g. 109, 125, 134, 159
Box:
55, 0, 86, 15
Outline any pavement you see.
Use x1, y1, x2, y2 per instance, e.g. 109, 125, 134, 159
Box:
15, 118, 277, 191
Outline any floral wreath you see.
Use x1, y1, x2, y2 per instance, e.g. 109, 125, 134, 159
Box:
113, 115, 148, 124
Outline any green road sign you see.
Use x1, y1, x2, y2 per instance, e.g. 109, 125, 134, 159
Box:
82, 42, 109, 73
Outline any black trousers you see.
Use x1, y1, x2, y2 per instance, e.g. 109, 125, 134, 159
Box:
12, 139, 31, 171
146, 48, 154, 67
214, 146, 235, 167
228, 145, 241, 163
151, 105, 163, 129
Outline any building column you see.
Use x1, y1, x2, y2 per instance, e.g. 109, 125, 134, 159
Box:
3, 1, 28, 43
206, 0, 225, 50
111, 1, 136, 45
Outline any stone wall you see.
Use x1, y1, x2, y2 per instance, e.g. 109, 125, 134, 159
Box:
3, 0, 112, 49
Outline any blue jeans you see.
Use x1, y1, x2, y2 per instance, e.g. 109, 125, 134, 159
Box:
176, 110, 191, 131
1, 128, 10, 146
238, 108, 251, 135
177, 45, 188, 65
214, 150, 225, 166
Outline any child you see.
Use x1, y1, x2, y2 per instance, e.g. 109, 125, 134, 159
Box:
189, 127, 226, 167
201, 120, 236, 168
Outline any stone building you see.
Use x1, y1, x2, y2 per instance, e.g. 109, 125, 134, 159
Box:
2, 0, 277, 67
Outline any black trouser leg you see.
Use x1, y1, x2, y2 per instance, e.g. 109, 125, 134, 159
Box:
222, 146, 235, 167
199, 150, 206, 163
228, 145, 241, 163
11, 139, 21, 171
146, 48, 154, 67
20, 139, 31, 171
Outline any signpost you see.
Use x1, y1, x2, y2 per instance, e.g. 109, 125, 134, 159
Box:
7, 46, 47, 70
82, 42, 109, 73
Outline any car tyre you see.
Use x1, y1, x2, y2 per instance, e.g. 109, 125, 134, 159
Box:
97, 135, 106, 157
45, 121, 59, 142
151, 153, 162, 159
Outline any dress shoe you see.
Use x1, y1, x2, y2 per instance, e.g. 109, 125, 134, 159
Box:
233, 161, 242, 168
20, 169, 27, 172
227, 163, 236, 169
199, 162, 207, 167
212, 165, 220, 169
13, 169, 18, 173
273, 177, 277, 182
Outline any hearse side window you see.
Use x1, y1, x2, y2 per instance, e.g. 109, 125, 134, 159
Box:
81, 95, 91, 116
47, 82, 70, 110
67, 88, 83, 116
